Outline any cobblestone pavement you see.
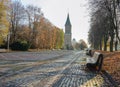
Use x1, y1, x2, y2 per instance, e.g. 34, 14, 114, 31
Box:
0, 51, 113, 87
0, 50, 73, 61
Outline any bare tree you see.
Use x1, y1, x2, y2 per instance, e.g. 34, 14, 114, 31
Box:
88, 0, 120, 52
9, 0, 25, 43
25, 5, 43, 46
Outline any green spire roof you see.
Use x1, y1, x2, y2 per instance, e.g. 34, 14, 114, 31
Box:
65, 13, 71, 26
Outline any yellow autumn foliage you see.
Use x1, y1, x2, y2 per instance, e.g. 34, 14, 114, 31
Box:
0, 0, 9, 45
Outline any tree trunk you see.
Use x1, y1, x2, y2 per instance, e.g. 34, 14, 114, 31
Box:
104, 37, 107, 51
110, 36, 114, 52
99, 39, 102, 50
115, 41, 118, 51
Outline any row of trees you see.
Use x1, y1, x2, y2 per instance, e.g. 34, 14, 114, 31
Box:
72, 39, 88, 50
88, 0, 120, 52
0, 0, 64, 50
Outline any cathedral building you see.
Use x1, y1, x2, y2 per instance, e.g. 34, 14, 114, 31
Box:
64, 14, 72, 49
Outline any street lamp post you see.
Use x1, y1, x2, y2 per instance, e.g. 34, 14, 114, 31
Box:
7, 32, 11, 52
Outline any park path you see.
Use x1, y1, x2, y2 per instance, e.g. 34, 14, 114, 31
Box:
0, 51, 113, 87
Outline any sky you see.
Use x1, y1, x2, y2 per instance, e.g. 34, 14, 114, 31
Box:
21, 0, 90, 43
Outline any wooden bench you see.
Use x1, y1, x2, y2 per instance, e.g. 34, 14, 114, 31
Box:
86, 49, 92, 56
86, 52, 103, 72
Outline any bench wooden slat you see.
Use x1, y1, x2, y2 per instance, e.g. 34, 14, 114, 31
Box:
87, 52, 100, 63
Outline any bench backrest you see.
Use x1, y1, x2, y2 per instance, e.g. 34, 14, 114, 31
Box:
92, 52, 101, 62
86, 49, 92, 56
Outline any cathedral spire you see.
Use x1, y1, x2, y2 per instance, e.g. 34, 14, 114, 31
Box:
64, 13, 72, 50
65, 13, 71, 26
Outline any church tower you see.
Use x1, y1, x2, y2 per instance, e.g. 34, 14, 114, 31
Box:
64, 13, 72, 49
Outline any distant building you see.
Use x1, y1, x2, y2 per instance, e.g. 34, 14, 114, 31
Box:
64, 13, 72, 49
72, 38, 77, 50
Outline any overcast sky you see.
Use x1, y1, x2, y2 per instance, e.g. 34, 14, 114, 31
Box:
21, 0, 90, 43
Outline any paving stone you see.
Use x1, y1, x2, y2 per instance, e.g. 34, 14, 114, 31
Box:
0, 51, 113, 87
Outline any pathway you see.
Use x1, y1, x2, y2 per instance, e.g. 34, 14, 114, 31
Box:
0, 51, 113, 87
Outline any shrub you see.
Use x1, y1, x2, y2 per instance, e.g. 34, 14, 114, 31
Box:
0, 44, 7, 49
10, 41, 30, 51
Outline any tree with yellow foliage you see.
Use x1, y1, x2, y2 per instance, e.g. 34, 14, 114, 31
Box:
0, 0, 9, 46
